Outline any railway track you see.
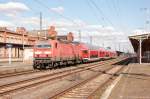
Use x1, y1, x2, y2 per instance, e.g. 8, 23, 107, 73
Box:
0, 58, 121, 80
0, 58, 124, 97
0, 59, 117, 90
0, 61, 101, 79
0, 58, 122, 79
0, 70, 38, 79
0, 60, 105, 78
50, 58, 130, 99
50, 65, 123, 99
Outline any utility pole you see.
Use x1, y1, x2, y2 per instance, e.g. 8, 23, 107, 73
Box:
90, 36, 92, 45
114, 42, 117, 51
139, 39, 142, 64
119, 43, 121, 51
102, 42, 104, 48
141, 8, 150, 32
38, 12, 42, 40
23, 31, 24, 63
40, 12, 42, 31
78, 30, 81, 42
145, 8, 150, 32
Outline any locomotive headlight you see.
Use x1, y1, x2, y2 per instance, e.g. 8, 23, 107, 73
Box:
44, 51, 51, 54
35, 51, 42, 54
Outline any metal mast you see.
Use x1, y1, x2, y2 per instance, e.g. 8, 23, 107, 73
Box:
40, 12, 42, 31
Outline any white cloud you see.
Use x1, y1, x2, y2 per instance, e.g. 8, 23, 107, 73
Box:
104, 26, 115, 31
0, 20, 14, 27
0, 2, 30, 16
49, 19, 74, 27
0, 16, 132, 52
43, 18, 131, 51
132, 29, 147, 36
44, 18, 123, 37
20, 17, 39, 25
55, 19, 132, 51
50, 6, 64, 14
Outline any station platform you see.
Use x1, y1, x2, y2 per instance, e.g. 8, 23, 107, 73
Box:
0, 62, 33, 74
105, 63, 150, 99
0, 58, 23, 62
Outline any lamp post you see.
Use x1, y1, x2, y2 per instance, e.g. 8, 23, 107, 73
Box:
38, 32, 40, 40
22, 31, 25, 63
139, 38, 143, 64
6, 44, 12, 65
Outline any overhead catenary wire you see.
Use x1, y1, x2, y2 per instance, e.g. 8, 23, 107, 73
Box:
33, 0, 82, 27
33, 0, 89, 43
84, 0, 112, 44
89, 0, 116, 28
86, 0, 107, 26
85, 0, 127, 51
112, 0, 124, 32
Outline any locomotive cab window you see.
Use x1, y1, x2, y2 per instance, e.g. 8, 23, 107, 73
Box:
83, 50, 88, 53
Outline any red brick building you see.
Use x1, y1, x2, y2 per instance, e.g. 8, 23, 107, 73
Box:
0, 27, 41, 60
0, 26, 74, 62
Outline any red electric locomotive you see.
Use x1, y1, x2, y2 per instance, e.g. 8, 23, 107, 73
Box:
33, 26, 117, 69
33, 39, 81, 69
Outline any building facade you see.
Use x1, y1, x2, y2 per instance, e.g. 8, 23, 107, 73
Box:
0, 27, 40, 61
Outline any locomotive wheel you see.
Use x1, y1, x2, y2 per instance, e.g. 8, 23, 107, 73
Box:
33, 65, 37, 70
62, 61, 67, 67
40, 64, 46, 70
48, 63, 53, 69
53, 62, 58, 69
54, 62, 59, 69
66, 61, 70, 66
57, 62, 62, 68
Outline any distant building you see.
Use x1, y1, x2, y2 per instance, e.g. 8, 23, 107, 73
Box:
0, 26, 75, 62
0, 27, 44, 60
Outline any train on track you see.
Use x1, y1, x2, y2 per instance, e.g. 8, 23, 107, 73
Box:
33, 26, 117, 69
33, 39, 117, 69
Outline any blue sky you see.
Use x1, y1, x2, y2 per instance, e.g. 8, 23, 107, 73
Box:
0, 0, 149, 30
0, 0, 150, 52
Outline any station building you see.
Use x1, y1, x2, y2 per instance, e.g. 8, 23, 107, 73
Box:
129, 33, 150, 63
0, 27, 42, 62
0, 26, 72, 62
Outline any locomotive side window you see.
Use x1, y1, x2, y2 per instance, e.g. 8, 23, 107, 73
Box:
36, 44, 51, 48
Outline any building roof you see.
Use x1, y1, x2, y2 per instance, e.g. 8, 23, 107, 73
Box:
28, 29, 48, 37
129, 33, 150, 40
129, 33, 150, 54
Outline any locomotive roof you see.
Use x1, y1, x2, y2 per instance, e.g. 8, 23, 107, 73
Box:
35, 40, 51, 44
72, 41, 80, 44
85, 43, 100, 50
58, 39, 71, 43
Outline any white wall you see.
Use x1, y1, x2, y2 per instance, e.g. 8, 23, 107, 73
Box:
24, 48, 33, 62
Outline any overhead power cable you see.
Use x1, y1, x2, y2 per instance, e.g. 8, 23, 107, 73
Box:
34, 0, 81, 27
89, 0, 116, 27
86, 0, 107, 25
112, 0, 123, 31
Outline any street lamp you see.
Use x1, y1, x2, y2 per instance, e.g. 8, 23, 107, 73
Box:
22, 31, 24, 63
37, 32, 40, 40
6, 44, 12, 65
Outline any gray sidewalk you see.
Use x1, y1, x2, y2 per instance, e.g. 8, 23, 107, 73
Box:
0, 62, 33, 74
107, 63, 150, 99
0, 62, 32, 67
